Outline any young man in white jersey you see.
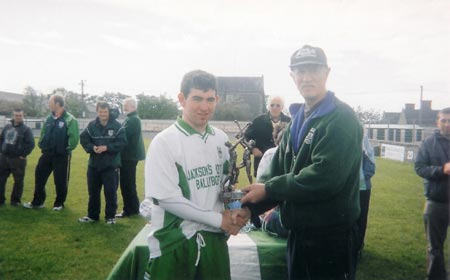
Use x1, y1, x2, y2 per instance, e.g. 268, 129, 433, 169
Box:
140, 70, 247, 280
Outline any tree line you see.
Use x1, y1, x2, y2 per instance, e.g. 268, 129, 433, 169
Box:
1, 86, 263, 122
1, 87, 382, 123
0, 86, 180, 120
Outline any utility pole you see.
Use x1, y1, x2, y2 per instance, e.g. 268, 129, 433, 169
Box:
418, 85, 423, 125
80, 80, 86, 118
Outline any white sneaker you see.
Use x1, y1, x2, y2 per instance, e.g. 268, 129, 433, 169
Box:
23, 202, 44, 209
53, 205, 64, 211
106, 218, 116, 225
78, 216, 96, 223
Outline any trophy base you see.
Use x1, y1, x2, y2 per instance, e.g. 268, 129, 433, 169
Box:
219, 190, 245, 202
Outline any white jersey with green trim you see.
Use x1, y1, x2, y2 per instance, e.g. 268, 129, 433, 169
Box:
145, 118, 230, 258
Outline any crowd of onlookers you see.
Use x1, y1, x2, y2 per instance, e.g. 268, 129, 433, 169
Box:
0, 95, 145, 225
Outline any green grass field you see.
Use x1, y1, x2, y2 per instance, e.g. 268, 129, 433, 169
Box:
0, 141, 429, 279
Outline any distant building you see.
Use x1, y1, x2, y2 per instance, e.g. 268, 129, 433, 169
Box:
215, 76, 265, 121
381, 100, 438, 126
368, 100, 439, 163
0, 91, 23, 102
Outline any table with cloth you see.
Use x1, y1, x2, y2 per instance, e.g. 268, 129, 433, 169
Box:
107, 223, 287, 280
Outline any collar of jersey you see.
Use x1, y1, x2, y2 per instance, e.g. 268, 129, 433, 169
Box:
176, 117, 214, 137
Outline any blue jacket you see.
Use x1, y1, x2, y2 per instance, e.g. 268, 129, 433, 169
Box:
360, 135, 376, 190
415, 130, 450, 203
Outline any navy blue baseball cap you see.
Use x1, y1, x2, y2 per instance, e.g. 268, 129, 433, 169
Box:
289, 45, 328, 68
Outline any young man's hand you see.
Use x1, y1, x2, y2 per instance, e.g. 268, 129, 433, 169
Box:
221, 210, 240, 235
231, 207, 251, 226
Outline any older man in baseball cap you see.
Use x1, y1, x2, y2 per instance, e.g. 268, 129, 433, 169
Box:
241, 45, 363, 280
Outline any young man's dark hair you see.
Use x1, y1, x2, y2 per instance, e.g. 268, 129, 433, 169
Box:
180, 70, 217, 97
53, 95, 65, 107
96, 101, 110, 111
437, 107, 450, 119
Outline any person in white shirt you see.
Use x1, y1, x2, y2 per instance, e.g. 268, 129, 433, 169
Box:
140, 70, 247, 280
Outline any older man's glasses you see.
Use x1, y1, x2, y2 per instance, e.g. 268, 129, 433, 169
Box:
439, 118, 450, 124
270, 104, 281, 108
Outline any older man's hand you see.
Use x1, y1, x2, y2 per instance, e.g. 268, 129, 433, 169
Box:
241, 183, 266, 204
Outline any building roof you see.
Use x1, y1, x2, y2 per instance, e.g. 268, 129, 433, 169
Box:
382, 100, 438, 127
381, 112, 400, 124
401, 101, 438, 126
0, 91, 23, 102
217, 76, 264, 93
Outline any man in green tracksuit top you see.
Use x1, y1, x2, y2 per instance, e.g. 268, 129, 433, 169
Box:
23, 95, 79, 211
116, 98, 146, 218
241, 45, 362, 280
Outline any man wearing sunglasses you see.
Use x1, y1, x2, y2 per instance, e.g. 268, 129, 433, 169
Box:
415, 107, 450, 280
245, 96, 291, 177
240, 45, 363, 280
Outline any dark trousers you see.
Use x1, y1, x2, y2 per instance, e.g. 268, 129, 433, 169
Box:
119, 160, 140, 215
32, 153, 70, 207
87, 166, 118, 220
424, 200, 449, 280
356, 189, 371, 252
0, 154, 27, 204
286, 224, 357, 280
253, 156, 262, 177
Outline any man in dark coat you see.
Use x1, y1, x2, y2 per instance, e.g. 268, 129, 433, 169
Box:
0, 109, 35, 206
79, 101, 127, 224
116, 98, 146, 218
240, 45, 362, 280
415, 107, 450, 280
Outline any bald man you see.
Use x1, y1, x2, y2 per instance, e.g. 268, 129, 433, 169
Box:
23, 95, 79, 211
116, 98, 145, 218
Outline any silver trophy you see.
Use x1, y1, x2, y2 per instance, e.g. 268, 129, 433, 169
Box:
219, 121, 254, 203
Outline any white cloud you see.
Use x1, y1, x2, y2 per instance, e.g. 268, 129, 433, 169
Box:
101, 34, 143, 50
0, 0, 448, 112
0, 36, 21, 45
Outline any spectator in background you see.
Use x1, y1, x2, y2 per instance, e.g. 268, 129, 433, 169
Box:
415, 107, 450, 280
0, 109, 35, 206
245, 96, 291, 177
23, 95, 79, 211
356, 134, 376, 259
116, 98, 146, 218
240, 45, 363, 280
79, 101, 127, 225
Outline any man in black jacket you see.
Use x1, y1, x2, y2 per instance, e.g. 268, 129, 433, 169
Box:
415, 107, 450, 280
0, 109, 35, 206
245, 96, 290, 177
79, 101, 127, 224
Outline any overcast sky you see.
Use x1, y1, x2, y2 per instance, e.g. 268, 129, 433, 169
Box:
0, 0, 449, 112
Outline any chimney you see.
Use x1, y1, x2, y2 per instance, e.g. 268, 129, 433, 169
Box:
421, 100, 432, 111
404, 103, 415, 111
